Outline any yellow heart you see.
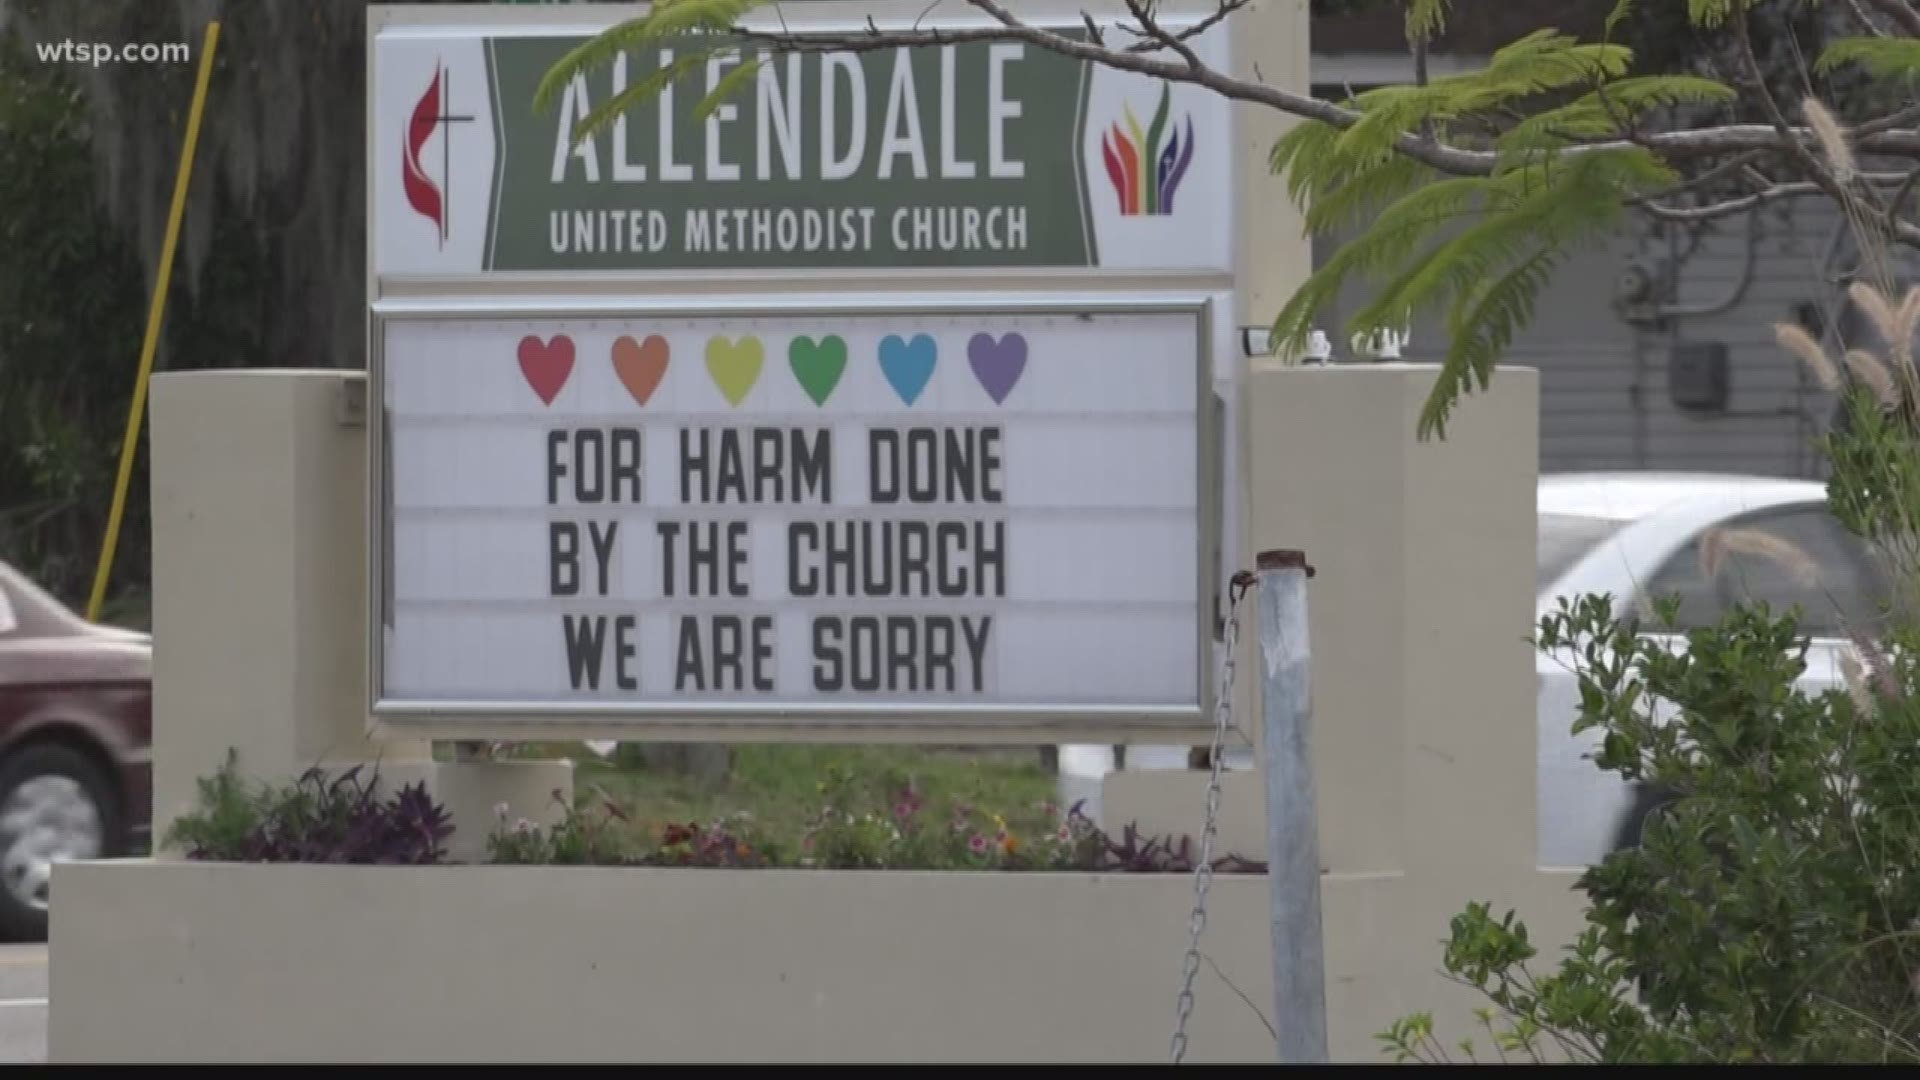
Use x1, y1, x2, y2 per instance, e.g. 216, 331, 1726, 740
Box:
705, 336, 764, 407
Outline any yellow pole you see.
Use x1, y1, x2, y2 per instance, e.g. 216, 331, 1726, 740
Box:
87, 21, 221, 623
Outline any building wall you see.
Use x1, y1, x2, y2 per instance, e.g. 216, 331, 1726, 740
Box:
1308, 187, 1856, 480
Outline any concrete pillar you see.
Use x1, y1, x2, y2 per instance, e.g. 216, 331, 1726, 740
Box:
147, 370, 567, 861
1104, 363, 1572, 1053
1245, 363, 1538, 881
1246, 362, 1550, 1046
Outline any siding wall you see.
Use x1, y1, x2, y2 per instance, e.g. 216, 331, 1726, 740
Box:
1308, 196, 1868, 480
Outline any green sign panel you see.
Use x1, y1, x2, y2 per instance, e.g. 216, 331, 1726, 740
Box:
482, 37, 1096, 270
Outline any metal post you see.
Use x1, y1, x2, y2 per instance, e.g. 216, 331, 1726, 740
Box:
1255, 548, 1328, 1062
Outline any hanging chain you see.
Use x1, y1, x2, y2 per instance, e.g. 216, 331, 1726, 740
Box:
1170, 569, 1257, 1064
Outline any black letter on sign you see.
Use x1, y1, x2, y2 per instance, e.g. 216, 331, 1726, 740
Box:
812, 616, 843, 691
850, 616, 881, 691
563, 615, 609, 690
754, 428, 783, 501
788, 521, 819, 597
937, 521, 968, 598
614, 615, 639, 690
588, 520, 619, 597
573, 429, 605, 502
611, 428, 643, 503
961, 616, 992, 693
752, 616, 774, 692
550, 522, 580, 597
675, 615, 705, 690
926, 616, 956, 691
688, 521, 720, 596
680, 428, 710, 504
906, 428, 938, 501
656, 520, 681, 597
869, 429, 899, 503
887, 616, 917, 692
727, 520, 750, 598
713, 615, 744, 690
981, 426, 1004, 503
546, 430, 568, 505
793, 428, 831, 503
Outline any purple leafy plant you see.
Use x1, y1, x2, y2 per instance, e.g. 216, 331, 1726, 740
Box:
170, 754, 452, 865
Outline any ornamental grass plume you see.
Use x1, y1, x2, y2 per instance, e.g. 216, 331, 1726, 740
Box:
1804, 98, 1856, 183
1698, 524, 1824, 589
1843, 348, 1901, 409
1775, 322, 1840, 392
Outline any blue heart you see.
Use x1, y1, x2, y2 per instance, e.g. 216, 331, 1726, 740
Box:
878, 333, 937, 406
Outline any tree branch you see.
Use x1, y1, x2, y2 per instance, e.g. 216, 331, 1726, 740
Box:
1635, 169, 1920, 221
1847, 0, 1893, 36
1638, 172, 1915, 223
1856, 100, 1920, 140
1891, 166, 1920, 225
1121, 0, 1204, 71
1639, 183, 1819, 222
726, 11, 1920, 178
1731, 3, 1847, 198
1865, 0, 1920, 38
1639, 150, 1768, 201
727, 8, 1502, 175
1113, 0, 1251, 54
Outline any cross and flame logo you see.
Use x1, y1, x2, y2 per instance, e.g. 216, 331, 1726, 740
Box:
401, 60, 474, 246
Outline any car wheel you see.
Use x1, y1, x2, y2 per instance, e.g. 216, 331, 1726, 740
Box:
0, 745, 121, 942
1611, 782, 1680, 853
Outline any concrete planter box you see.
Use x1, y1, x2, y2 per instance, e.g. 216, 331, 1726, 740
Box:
47, 860, 1414, 1063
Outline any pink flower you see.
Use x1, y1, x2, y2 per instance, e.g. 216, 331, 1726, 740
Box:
968, 834, 988, 855
1056, 824, 1072, 842
892, 788, 923, 821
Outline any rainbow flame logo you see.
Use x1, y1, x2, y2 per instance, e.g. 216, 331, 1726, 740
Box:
1100, 84, 1194, 217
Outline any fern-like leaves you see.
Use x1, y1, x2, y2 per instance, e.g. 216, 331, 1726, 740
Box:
1406, 0, 1452, 42
1266, 15, 1728, 438
1816, 37, 1920, 81
534, 0, 772, 140
566, 50, 715, 150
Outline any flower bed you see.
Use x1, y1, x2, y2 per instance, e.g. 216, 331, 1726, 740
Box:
63, 756, 1286, 1061
167, 753, 1265, 875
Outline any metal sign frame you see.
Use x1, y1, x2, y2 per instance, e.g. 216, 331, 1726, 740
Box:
366, 292, 1221, 744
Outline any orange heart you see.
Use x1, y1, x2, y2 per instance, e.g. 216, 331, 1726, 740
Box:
612, 334, 670, 406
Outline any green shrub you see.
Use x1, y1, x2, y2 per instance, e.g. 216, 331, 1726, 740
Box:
1387, 285, 1920, 1064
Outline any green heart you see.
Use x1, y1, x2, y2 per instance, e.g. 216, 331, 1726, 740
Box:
705, 335, 764, 407
788, 334, 847, 406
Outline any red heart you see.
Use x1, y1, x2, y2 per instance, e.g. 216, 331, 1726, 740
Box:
517, 334, 574, 406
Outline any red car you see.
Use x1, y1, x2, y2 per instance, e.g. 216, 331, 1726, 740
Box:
0, 559, 150, 941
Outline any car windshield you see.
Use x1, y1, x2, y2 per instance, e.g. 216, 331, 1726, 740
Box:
1538, 513, 1626, 593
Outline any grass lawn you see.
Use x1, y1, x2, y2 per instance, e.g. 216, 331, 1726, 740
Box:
496, 743, 1064, 853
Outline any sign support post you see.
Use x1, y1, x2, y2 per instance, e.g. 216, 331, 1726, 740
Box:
1256, 548, 1328, 1062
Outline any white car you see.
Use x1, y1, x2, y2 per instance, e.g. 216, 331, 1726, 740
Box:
1058, 472, 1881, 868
1532, 472, 1879, 865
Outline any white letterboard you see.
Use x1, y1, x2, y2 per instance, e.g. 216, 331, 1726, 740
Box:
373, 305, 1210, 731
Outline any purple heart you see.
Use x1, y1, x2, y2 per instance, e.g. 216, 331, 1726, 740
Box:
967, 332, 1027, 405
